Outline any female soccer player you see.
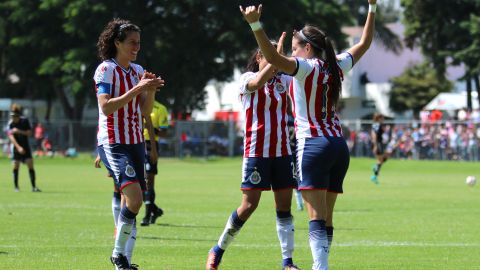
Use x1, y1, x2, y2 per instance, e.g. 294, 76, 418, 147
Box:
370, 113, 387, 184
206, 34, 300, 270
7, 104, 41, 192
240, 1, 376, 269
95, 18, 164, 270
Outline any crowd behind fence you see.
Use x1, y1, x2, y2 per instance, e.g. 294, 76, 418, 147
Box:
1, 119, 479, 161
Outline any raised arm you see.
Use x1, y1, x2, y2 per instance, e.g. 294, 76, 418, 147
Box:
246, 32, 287, 91
240, 5, 297, 75
347, 0, 377, 64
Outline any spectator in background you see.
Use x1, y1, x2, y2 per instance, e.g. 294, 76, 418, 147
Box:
41, 135, 54, 157
7, 104, 41, 192
34, 122, 45, 151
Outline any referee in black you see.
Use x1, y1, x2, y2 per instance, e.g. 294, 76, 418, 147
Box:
7, 104, 41, 192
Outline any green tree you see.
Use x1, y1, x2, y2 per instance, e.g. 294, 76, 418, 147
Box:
389, 63, 452, 115
0, 0, 355, 119
453, 14, 480, 109
343, 0, 403, 54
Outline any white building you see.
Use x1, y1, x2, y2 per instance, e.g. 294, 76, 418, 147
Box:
193, 22, 466, 121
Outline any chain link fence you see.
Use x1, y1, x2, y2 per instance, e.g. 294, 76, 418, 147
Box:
1, 119, 479, 161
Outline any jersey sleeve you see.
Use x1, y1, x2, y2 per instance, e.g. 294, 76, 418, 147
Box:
94, 62, 114, 95
294, 57, 315, 81
336, 52, 354, 74
239, 72, 257, 95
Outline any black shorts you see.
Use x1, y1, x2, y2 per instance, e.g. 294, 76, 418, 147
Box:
145, 141, 158, 175
11, 146, 32, 162
374, 142, 385, 156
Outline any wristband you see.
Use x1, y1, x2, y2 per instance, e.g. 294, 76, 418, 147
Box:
249, 21, 262, 32
368, 4, 377, 13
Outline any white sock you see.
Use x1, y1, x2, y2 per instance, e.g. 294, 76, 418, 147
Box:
113, 208, 135, 256
309, 220, 329, 270
112, 195, 121, 227
294, 190, 303, 210
217, 212, 244, 250
125, 224, 137, 263
276, 215, 295, 259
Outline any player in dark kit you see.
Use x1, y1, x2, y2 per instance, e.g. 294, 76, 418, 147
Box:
370, 113, 387, 184
7, 104, 41, 192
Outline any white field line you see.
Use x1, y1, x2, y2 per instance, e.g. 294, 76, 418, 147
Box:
1, 241, 479, 249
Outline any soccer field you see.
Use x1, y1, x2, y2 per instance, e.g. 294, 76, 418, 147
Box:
0, 156, 479, 270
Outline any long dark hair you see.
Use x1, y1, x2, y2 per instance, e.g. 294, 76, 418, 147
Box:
96, 18, 141, 61
245, 41, 278, 72
294, 25, 341, 105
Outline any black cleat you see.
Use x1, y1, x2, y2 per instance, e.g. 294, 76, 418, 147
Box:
140, 217, 150, 227
110, 254, 133, 270
150, 207, 164, 224
32, 187, 41, 192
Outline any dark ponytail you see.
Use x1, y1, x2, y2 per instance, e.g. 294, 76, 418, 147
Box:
294, 25, 342, 105
246, 49, 260, 72
324, 36, 341, 105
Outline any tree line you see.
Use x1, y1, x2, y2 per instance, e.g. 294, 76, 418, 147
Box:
3, 0, 476, 121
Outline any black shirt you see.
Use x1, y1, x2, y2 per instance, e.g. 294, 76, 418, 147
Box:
372, 122, 384, 142
9, 117, 32, 148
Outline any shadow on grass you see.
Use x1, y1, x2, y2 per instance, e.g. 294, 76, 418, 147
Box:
139, 236, 216, 242
154, 223, 223, 229
0, 251, 8, 255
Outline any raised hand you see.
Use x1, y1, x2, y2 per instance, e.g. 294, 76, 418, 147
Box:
277, 32, 286, 55
239, 4, 262, 23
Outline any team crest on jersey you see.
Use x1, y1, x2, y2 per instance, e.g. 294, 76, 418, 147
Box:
275, 83, 286, 93
133, 75, 139, 85
248, 167, 262, 184
125, 164, 136, 178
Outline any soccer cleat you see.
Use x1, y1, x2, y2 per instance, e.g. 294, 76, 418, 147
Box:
206, 248, 222, 270
32, 187, 42, 192
129, 263, 139, 270
370, 175, 379, 185
283, 264, 301, 270
149, 207, 164, 224
140, 217, 150, 227
14, 188, 20, 192
110, 254, 133, 270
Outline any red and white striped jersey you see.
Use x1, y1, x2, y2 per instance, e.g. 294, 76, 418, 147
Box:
94, 59, 144, 145
239, 72, 292, 158
289, 52, 353, 139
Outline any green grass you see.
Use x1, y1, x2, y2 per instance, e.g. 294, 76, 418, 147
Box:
1, 156, 479, 269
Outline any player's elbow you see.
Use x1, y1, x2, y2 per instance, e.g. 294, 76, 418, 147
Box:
100, 105, 114, 116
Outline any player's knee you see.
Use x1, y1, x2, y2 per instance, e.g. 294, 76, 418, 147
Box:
127, 198, 143, 213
